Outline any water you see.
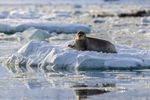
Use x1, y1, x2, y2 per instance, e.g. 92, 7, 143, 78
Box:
1, 65, 150, 100
0, 1, 150, 100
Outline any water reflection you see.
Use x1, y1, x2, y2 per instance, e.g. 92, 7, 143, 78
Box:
75, 88, 110, 100
5, 70, 149, 100
72, 83, 116, 100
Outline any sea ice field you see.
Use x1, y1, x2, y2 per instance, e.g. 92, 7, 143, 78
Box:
0, 0, 150, 100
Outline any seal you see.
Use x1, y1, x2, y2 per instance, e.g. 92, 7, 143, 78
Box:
68, 31, 117, 53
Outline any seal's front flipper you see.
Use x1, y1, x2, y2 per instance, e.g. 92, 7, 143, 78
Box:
68, 44, 75, 48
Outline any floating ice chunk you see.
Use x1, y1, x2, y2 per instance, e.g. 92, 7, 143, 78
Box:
0, 11, 9, 19
9, 9, 42, 19
6, 41, 150, 72
0, 23, 14, 33
15, 23, 91, 34
0, 19, 91, 34
6, 41, 54, 72
21, 27, 50, 41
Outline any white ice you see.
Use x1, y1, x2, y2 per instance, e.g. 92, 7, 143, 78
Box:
6, 41, 150, 72
0, 20, 91, 34
0, 11, 9, 19
20, 27, 50, 42
8, 9, 42, 19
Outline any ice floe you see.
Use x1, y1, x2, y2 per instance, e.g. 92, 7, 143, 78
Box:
20, 27, 50, 41
6, 41, 150, 73
9, 9, 42, 19
0, 11, 9, 19
0, 21, 91, 34
0, 23, 14, 33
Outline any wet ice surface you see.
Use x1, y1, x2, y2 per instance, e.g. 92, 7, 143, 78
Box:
0, 1, 150, 100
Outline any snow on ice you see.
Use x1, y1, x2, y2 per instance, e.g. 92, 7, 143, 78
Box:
6, 41, 150, 72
